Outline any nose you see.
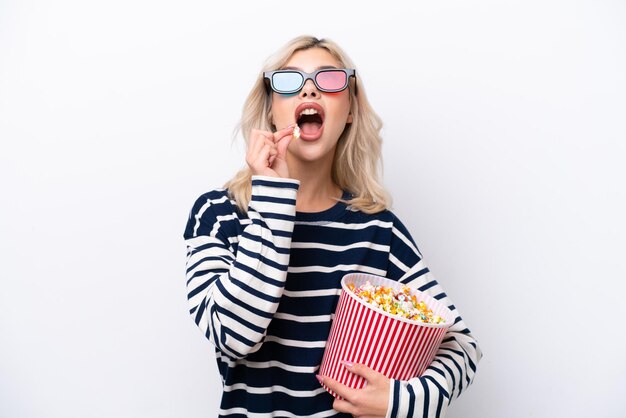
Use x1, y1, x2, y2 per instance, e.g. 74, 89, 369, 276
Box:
299, 78, 320, 98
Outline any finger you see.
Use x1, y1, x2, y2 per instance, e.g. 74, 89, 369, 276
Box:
257, 144, 272, 167
273, 123, 297, 142
332, 398, 357, 415
276, 134, 293, 157
264, 137, 276, 148
268, 146, 278, 166
317, 375, 355, 402
342, 361, 382, 384
248, 129, 266, 156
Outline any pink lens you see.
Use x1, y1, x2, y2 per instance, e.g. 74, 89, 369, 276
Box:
316, 70, 347, 91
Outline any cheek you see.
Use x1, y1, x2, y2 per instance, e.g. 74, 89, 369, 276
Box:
271, 103, 292, 124
272, 94, 295, 111
329, 100, 352, 125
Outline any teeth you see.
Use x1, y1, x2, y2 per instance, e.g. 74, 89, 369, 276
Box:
299, 108, 319, 116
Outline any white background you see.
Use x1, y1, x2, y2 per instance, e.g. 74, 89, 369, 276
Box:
1, 1, 625, 417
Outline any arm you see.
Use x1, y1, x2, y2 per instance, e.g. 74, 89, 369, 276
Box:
183, 176, 299, 360
386, 214, 483, 418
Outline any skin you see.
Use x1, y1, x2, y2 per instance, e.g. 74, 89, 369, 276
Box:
318, 362, 391, 417
247, 47, 353, 212
246, 48, 390, 415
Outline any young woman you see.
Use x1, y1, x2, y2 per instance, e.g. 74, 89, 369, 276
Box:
183, 35, 482, 417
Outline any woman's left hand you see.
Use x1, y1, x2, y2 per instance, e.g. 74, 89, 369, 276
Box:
318, 362, 390, 418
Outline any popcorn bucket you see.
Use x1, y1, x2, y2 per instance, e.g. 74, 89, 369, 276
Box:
319, 273, 454, 397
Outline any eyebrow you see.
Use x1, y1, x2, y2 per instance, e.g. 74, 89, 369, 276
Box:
280, 65, 339, 71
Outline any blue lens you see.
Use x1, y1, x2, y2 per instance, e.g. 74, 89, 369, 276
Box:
272, 72, 303, 93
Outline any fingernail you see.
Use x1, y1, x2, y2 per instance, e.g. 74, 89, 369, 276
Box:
341, 360, 354, 368
315, 374, 324, 383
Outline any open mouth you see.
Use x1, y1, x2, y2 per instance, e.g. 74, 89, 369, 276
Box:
295, 103, 325, 140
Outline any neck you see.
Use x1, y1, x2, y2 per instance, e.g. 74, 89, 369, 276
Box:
287, 155, 342, 213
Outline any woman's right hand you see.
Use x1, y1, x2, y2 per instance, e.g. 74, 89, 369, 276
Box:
246, 125, 295, 179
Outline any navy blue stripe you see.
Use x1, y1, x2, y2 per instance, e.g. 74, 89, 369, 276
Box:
208, 303, 218, 341
260, 211, 296, 222
186, 268, 212, 282
223, 326, 256, 349
187, 268, 228, 285
441, 346, 476, 373
186, 256, 230, 274
417, 279, 437, 292
214, 279, 274, 319
230, 276, 281, 304
424, 375, 449, 401
436, 388, 445, 417
434, 359, 456, 395
440, 353, 464, 393
272, 229, 293, 238
389, 379, 401, 417
406, 382, 416, 417
209, 303, 241, 358
187, 274, 218, 299
236, 262, 285, 288
216, 305, 265, 335
401, 267, 430, 285
420, 377, 430, 418
251, 217, 269, 230
251, 179, 299, 189
427, 364, 447, 380
194, 296, 207, 325
194, 241, 229, 254
238, 246, 288, 272
251, 195, 296, 206
241, 231, 291, 254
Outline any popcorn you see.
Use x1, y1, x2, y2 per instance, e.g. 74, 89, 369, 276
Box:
293, 124, 300, 139
347, 281, 445, 324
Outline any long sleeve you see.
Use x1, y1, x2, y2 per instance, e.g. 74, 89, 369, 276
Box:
183, 176, 299, 360
385, 214, 482, 418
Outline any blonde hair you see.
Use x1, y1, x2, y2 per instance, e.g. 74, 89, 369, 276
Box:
225, 35, 391, 214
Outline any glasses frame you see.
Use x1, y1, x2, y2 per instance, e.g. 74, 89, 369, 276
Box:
263, 68, 357, 95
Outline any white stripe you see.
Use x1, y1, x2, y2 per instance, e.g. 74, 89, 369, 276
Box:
282, 288, 341, 298
248, 209, 295, 233
252, 181, 299, 200
249, 200, 296, 218
234, 247, 288, 284
187, 280, 216, 313
263, 335, 327, 348
211, 213, 238, 237
218, 407, 337, 418
185, 234, 228, 250
392, 226, 422, 258
274, 312, 331, 323
291, 241, 390, 252
288, 264, 386, 276
193, 195, 229, 236
295, 219, 393, 230
389, 252, 410, 273
186, 253, 232, 281
224, 383, 326, 397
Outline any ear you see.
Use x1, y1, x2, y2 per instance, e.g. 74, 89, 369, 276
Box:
269, 110, 276, 128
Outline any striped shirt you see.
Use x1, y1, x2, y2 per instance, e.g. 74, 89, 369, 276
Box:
183, 176, 482, 417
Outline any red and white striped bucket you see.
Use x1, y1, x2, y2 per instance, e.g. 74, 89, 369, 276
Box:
319, 273, 454, 397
